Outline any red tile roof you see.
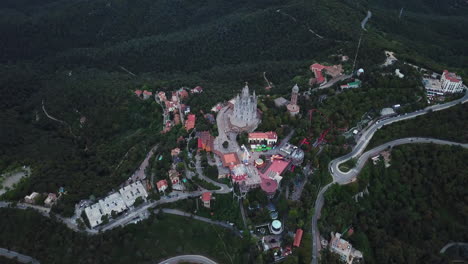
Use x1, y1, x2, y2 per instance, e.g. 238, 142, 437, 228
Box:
201, 192, 212, 202
260, 178, 278, 194
143, 90, 152, 95
185, 114, 196, 131
197, 131, 214, 152
156, 180, 168, 189
248, 131, 278, 140
178, 89, 189, 99
222, 153, 240, 168
267, 159, 289, 175
310, 64, 326, 84
293, 229, 303, 247
135, 90, 143, 96
443, 70, 462, 83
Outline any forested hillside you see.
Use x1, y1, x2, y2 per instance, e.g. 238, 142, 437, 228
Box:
0, 209, 251, 264
320, 144, 468, 263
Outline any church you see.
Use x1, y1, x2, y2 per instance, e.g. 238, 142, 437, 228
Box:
230, 85, 260, 129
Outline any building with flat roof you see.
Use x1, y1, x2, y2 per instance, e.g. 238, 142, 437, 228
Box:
85, 203, 106, 228
24, 192, 40, 204
119, 181, 148, 207
98, 192, 127, 216
329, 232, 363, 264
84, 181, 149, 228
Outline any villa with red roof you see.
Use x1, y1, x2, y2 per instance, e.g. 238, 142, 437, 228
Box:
156, 180, 168, 192
134, 90, 143, 97
142, 90, 153, 100
185, 114, 196, 131
201, 192, 212, 208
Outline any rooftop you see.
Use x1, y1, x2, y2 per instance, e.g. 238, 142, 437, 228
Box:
443, 70, 462, 83
185, 114, 196, 130
221, 152, 240, 168
157, 180, 168, 189
201, 192, 212, 202
248, 131, 278, 140
119, 181, 148, 207
293, 229, 304, 247
260, 178, 278, 194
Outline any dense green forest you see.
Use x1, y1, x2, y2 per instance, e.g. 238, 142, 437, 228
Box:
320, 144, 468, 263
0, 256, 21, 264
0, 209, 254, 264
368, 103, 468, 149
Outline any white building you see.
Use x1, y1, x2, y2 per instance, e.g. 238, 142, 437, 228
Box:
119, 181, 148, 208
329, 232, 363, 264
441, 70, 463, 93
85, 181, 148, 228
424, 70, 464, 96
248, 131, 278, 147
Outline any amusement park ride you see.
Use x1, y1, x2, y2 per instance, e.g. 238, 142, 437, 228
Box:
299, 108, 348, 150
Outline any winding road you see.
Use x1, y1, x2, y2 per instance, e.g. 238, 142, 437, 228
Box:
158, 255, 218, 264
0, 248, 40, 264
194, 154, 231, 193
156, 208, 242, 237
311, 89, 468, 264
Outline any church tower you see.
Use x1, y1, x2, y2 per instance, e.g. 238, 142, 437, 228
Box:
230, 84, 259, 128
287, 84, 300, 116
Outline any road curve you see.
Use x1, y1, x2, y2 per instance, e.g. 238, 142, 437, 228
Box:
330, 89, 468, 184
158, 255, 218, 264
333, 137, 468, 184
0, 248, 40, 264
440, 242, 468, 254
